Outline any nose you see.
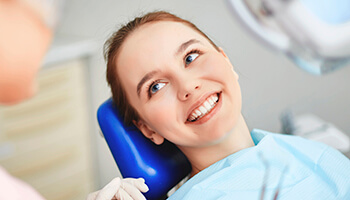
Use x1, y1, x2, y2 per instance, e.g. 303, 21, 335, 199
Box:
177, 79, 201, 101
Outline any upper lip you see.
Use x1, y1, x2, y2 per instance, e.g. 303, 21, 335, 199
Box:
185, 91, 219, 122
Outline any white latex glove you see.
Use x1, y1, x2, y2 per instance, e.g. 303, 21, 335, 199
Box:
87, 177, 149, 200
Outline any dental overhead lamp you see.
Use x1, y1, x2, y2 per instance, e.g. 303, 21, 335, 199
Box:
226, 0, 350, 75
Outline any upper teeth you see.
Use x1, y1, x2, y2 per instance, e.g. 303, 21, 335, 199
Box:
188, 94, 219, 122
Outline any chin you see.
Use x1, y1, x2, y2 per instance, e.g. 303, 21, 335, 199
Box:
0, 84, 37, 105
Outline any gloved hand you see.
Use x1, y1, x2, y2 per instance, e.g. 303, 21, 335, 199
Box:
87, 177, 149, 200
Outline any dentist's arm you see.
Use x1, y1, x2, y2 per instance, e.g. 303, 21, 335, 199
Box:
87, 177, 149, 200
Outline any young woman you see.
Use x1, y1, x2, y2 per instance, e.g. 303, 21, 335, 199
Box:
95, 11, 350, 200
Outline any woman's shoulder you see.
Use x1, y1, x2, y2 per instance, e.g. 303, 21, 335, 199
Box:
0, 166, 45, 200
169, 129, 350, 199
252, 128, 329, 150
253, 128, 349, 166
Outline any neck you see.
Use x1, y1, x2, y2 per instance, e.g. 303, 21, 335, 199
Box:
179, 114, 254, 177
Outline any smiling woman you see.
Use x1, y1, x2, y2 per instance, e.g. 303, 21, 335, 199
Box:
99, 11, 350, 200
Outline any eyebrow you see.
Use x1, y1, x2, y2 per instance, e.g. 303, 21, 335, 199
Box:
176, 39, 201, 56
137, 70, 159, 97
136, 39, 201, 98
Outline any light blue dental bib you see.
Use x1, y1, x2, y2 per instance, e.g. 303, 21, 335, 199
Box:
168, 129, 350, 200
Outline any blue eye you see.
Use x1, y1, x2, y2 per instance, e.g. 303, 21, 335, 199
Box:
150, 82, 166, 94
185, 53, 199, 65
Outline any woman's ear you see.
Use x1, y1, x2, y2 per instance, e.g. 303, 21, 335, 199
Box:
133, 120, 164, 145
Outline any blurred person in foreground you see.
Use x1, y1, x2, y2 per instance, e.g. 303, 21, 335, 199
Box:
0, 1, 146, 199
0, 0, 57, 104
0, 0, 55, 199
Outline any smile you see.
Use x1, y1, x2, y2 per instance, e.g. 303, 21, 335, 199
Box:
187, 92, 221, 122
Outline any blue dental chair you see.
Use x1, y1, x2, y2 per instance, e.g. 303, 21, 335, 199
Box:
97, 99, 191, 200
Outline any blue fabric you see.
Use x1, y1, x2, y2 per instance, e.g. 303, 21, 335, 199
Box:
168, 129, 350, 200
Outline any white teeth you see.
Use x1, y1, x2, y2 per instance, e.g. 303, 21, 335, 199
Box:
199, 106, 207, 114
212, 95, 218, 102
204, 101, 211, 110
187, 93, 219, 122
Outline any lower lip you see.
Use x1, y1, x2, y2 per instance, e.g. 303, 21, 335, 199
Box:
186, 93, 222, 125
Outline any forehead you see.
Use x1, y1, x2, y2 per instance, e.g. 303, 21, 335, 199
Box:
116, 21, 212, 87
122, 21, 208, 53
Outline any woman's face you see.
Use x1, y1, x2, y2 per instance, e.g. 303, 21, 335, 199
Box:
117, 21, 242, 148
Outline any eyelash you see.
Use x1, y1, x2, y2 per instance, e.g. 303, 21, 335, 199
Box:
146, 48, 202, 99
184, 49, 201, 66
147, 80, 161, 99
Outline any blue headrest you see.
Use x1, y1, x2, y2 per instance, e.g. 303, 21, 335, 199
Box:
97, 99, 191, 200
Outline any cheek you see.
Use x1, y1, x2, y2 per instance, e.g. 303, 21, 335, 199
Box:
203, 54, 242, 130
199, 54, 236, 82
144, 95, 178, 132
